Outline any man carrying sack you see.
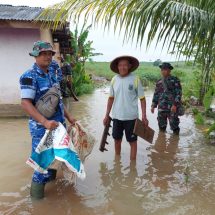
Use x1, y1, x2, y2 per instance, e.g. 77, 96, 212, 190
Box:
103, 56, 148, 160
151, 62, 183, 135
19, 41, 76, 199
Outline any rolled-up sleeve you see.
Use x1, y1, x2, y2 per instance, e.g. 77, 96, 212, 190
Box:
20, 72, 36, 100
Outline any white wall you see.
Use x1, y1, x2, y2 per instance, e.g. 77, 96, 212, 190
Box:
0, 28, 40, 104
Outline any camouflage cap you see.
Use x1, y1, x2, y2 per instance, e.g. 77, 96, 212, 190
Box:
159, 62, 174, 70
29, 41, 56, 57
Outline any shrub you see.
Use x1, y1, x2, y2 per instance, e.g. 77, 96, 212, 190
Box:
192, 108, 199, 115
137, 72, 160, 86
74, 83, 94, 96
195, 113, 205, 125
153, 59, 162, 67
207, 123, 215, 134
203, 86, 214, 110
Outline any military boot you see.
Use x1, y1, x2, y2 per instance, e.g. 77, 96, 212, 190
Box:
30, 181, 45, 200
173, 128, 180, 135
30, 169, 57, 199
159, 127, 167, 132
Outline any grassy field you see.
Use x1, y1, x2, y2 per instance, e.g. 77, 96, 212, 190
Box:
86, 61, 201, 99
86, 61, 197, 80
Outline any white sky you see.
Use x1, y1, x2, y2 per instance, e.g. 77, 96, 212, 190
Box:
0, 0, 184, 62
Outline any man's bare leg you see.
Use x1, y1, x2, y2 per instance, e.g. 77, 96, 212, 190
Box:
129, 141, 137, 160
115, 139, 122, 156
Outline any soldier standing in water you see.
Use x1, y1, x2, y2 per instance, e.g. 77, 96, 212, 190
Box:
151, 63, 182, 135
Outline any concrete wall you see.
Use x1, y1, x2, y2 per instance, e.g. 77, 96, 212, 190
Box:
40, 28, 53, 44
0, 28, 40, 104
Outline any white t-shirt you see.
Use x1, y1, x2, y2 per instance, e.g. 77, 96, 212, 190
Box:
109, 73, 145, 120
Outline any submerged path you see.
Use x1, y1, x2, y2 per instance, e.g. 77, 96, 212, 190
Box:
0, 87, 214, 215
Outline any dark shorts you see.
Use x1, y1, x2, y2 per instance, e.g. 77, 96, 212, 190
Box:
112, 119, 137, 142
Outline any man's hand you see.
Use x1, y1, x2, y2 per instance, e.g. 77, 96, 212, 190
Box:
64, 107, 76, 125
43, 120, 59, 130
103, 115, 110, 126
142, 115, 149, 127
171, 105, 177, 113
67, 116, 76, 125
151, 107, 155, 114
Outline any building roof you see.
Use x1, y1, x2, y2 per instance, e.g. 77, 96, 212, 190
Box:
0, 4, 45, 21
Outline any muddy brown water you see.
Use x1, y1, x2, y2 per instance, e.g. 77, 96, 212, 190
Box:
0, 88, 214, 215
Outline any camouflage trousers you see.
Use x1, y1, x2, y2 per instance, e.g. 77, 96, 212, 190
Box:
157, 110, 180, 131
60, 78, 68, 97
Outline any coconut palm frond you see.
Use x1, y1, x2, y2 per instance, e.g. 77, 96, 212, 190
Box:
39, 0, 215, 58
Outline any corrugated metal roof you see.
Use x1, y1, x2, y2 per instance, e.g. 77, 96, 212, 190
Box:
0, 4, 44, 21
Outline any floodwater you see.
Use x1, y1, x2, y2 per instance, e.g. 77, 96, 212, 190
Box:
0, 87, 214, 215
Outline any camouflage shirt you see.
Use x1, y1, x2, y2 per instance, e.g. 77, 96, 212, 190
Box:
152, 76, 182, 111
61, 63, 73, 76
20, 62, 65, 139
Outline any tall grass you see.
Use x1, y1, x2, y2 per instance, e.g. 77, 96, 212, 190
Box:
86, 62, 215, 109
86, 61, 199, 93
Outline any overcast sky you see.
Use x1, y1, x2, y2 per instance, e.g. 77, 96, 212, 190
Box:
0, 0, 184, 62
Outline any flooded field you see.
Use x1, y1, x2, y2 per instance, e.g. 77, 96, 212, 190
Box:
0, 88, 215, 215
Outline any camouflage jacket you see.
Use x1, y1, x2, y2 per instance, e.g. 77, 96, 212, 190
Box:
20, 62, 65, 138
61, 63, 73, 76
152, 76, 182, 111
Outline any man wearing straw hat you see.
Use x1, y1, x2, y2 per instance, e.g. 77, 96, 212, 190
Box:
103, 56, 148, 160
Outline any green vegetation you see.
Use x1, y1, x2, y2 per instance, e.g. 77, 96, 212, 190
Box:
85, 62, 113, 80
86, 61, 196, 80
67, 24, 102, 96
192, 108, 199, 115
86, 61, 198, 96
192, 106, 210, 127
203, 87, 214, 110
86, 61, 214, 133
86, 61, 214, 109
43, 0, 215, 60
86, 61, 164, 86
208, 123, 215, 134
42, 0, 215, 104
153, 59, 162, 67
195, 113, 205, 125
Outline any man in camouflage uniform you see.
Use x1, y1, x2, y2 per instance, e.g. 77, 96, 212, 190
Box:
19, 41, 76, 199
151, 63, 182, 134
60, 57, 79, 101
49, 59, 63, 83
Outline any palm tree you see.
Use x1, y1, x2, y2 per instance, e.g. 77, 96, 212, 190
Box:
41, 0, 215, 102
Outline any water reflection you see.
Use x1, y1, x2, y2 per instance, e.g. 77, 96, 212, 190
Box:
146, 132, 180, 191
99, 157, 143, 214
1, 88, 215, 215
100, 157, 138, 189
